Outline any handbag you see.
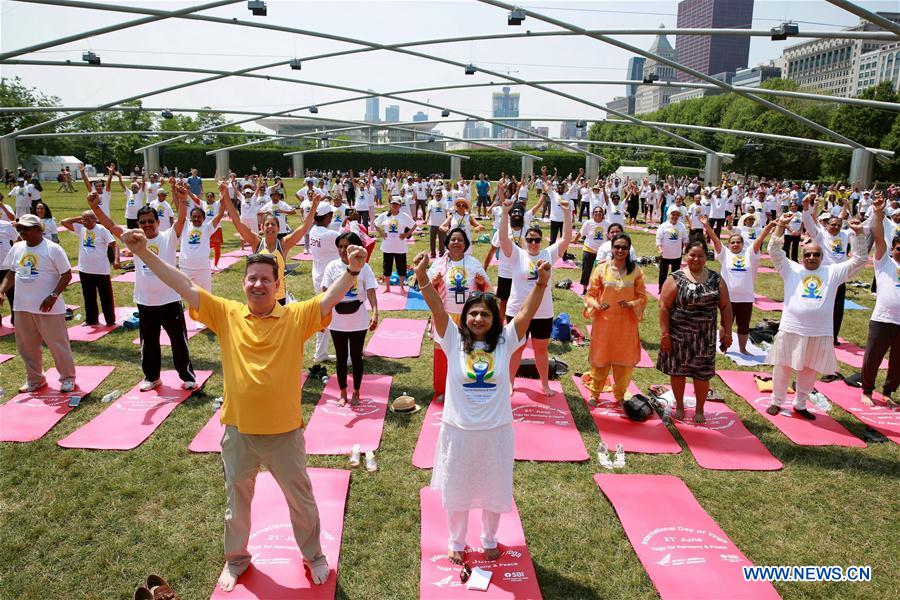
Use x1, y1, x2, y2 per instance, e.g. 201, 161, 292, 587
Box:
334, 300, 364, 315
623, 394, 653, 422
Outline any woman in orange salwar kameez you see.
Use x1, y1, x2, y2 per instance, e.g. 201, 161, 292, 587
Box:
583, 232, 647, 406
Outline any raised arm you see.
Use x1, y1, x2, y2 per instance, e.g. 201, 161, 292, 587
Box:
769, 213, 792, 274
106, 164, 115, 190
221, 186, 261, 247
557, 196, 573, 255
86, 192, 125, 238
60, 215, 83, 232
173, 187, 189, 239
78, 164, 92, 192
753, 221, 777, 254
0, 198, 15, 221
498, 196, 514, 258
412, 252, 449, 337
121, 229, 200, 309
513, 260, 551, 342
870, 195, 887, 261
116, 172, 128, 192
282, 193, 323, 254
700, 215, 722, 254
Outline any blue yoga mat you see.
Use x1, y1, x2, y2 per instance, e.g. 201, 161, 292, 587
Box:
405, 289, 429, 311
844, 299, 869, 311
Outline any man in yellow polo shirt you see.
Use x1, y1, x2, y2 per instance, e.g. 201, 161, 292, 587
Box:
119, 228, 367, 592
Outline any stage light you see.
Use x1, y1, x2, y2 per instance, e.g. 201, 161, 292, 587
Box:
247, 0, 267, 16
508, 7, 525, 26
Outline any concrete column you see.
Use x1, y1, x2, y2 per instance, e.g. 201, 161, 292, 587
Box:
520, 155, 534, 179
292, 154, 304, 179
0, 137, 18, 174
585, 155, 600, 181
450, 156, 462, 182
849, 147, 874, 189
703, 153, 723, 186
143, 146, 160, 175
214, 150, 230, 178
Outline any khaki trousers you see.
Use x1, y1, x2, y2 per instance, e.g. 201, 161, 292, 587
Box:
14, 311, 76, 387
221, 425, 325, 576
590, 364, 634, 402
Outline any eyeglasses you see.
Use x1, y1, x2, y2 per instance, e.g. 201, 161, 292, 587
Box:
612, 245, 629, 251
525, 237, 542, 243
803, 252, 822, 258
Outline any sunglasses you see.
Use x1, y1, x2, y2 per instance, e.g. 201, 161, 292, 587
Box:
525, 237, 542, 243
804, 252, 822, 258
612, 245, 630, 251
469, 291, 497, 302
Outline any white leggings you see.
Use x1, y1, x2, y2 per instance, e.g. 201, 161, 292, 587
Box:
446, 509, 501, 552
771, 364, 818, 411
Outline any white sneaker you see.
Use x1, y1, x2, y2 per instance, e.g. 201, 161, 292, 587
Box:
349, 444, 361, 467
597, 442, 614, 469
139, 379, 161, 392
182, 380, 198, 391
613, 443, 626, 468
18, 380, 47, 394
365, 450, 378, 472
59, 380, 76, 394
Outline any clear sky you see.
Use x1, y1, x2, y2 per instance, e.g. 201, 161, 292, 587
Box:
1, 0, 897, 139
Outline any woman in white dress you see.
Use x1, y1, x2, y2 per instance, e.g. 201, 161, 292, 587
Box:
413, 250, 551, 565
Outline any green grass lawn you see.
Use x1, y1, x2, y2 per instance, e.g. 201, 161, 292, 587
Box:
1, 182, 897, 599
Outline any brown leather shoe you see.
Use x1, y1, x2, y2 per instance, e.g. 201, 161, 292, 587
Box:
146, 575, 178, 600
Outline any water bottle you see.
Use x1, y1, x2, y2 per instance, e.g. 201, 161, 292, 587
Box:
811, 393, 831, 413
100, 389, 121, 403
212, 397, 224, 410
75, 314, 82, 321
662, 404, 672, 423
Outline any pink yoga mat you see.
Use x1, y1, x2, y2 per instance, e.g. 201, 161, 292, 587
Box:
412, 401, 443, 469
364, 318, 427, 358
419, 487, 542, 599
753, 294, 782, 312
595, 474, 780, 600
667, 397, 782, 471
131, 310, 206, 346
222, 247, 252, 257
0, 366, 115, 442
834, 338, 886, 369
211, 255, 242, 273
209, 468, 349, 599
815, 380, 900, 446
717, 370, 865, 448
373, 288, 410, 311
645, 283, 660, 299
189, 373, 307, 453
57, 370, 212, 450
511, 378, 589, 462
0, 323, 13, 337
68, 271, 80, 286
112, 270, 136, 283
553, 257, 578, 269
290, 251, 314, 262
304, 374, 392, 454
757, 266, 778, 274
569, 282, 585, 296
571, 377, 681, 455
583, 325, 654, 368
0, 353, 12, 364
68, 306, 137, 342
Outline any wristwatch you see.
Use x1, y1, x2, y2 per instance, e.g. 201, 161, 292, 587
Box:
347, 268, 360, 276
49, 292, 59, 298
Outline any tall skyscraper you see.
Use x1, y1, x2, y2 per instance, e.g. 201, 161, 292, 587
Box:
412, 111, 428, 122
385, 104, 400, 122
626, 57, 646, 97
491, 86, 520, 138
675, 0, 753, 83
365, 90, 380, 122
635, 29, 682, 114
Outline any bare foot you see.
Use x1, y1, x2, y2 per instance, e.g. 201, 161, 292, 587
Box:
860, 394, 874, 407
448, 550, 465, 565
217, 565, 241, 592
307, 560, 330, 585
672, 409, 685, 421
542, 384, 556, 397
383, 286, 391, 294
739, 347, 750, 355
693, 412, 706, 424
484, 547, 501, 561
351, 391, 361, 406
338, 390, 348, 407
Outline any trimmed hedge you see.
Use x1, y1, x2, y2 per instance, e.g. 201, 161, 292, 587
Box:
159, 145, 586, 179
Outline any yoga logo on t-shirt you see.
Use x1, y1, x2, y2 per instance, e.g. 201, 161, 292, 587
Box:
187, 229, 202, 245
527, 259, 539, 281
387, 218, 399, 233
447, 265, 468, 293
800, 275, 824, 299
345, 283, 358, 298
332, 208, 343, 223
18, 253, 38, 277
895, 266, 900, 287
730, 255, 747, 272
463, 350, 495, 389
667, 228, 678, 241
593, 227, 604, 241
82, 230, 96, 248
830, 238, 845, 255
747, 230, 757, 240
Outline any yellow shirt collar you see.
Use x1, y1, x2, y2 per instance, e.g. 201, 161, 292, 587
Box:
241, 300, 285, 320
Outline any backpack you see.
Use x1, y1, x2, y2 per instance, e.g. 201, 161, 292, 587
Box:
624, 394, 654, 422
517, 357, 569, 380
551, 313, 572, 342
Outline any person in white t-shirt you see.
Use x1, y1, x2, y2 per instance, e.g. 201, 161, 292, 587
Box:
440, 198, 483, 255
374, 198, 417, 293
117, 172, 146, 229
655, 207, 688, 289
321, 231, 379, 407
499, 192, 572, 397
309, 202, 343, 362
702, 215, 774, 354
151, 189, 175, 232
79, 163, 113, 217
765, 213, 867, 419
860, 196, 899, 407
327, 195, 351, 232
88, 190, 197, 392
483, 200, 538, 316
176, 186, 226, 292
576, 205, 609, 292
0, 214, 76, 393
238, 186, 263, 247
60, 210, 120, 326
10, 178, 31, 218
426, 188, 449, 258
412, 248, 551, 566
0, 199, 18, 328
258, 190, 296, 238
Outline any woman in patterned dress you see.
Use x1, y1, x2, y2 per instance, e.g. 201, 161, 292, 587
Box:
656, 239, 734, 423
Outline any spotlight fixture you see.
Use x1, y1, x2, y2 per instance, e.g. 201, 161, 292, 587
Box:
428, 136, 436, 143
82, 51, 100, 65
575, 120, 586, 128
441, 109, 450, 117
508, 7, 525, 26
309, 105, 319, 114
247, 0, 267, 16
770, 22, 798, 41
161, 110, 174, 119
465, 63, 477, 75
642, 73, 659, 84
289, 58, 302, 70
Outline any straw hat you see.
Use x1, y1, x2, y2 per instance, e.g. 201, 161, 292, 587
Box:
390, 394, 421, 414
